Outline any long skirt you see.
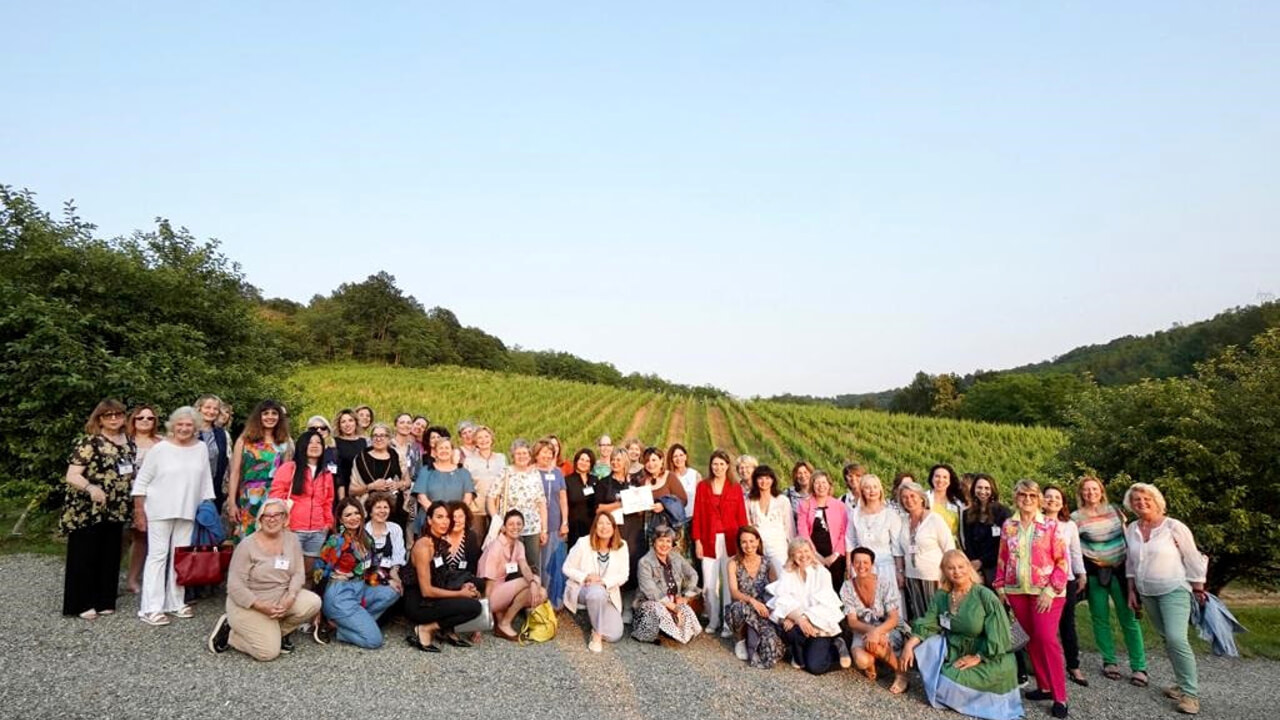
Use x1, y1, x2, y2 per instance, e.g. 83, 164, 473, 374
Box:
916, 634, 1024, 720
725, 600, 785, 668
631, 600, 701, 644
903, 577, 939, 622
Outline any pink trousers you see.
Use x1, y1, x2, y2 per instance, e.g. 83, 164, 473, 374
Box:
1008, 593, 1067, 703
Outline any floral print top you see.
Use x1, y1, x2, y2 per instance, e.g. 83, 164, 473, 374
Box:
840, 573, 908, 632
60, 434, 136, 534
993, 512, 1069, 597
313, 531, 383, 586
240, 439, 288, 488
489, 466, 546, 536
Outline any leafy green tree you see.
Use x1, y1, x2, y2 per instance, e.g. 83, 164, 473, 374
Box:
1060, 329, 1280, 591
960, 373, 1092, 426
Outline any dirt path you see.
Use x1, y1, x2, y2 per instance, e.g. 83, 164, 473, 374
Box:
623, 399, 655, 441
665, 400, 687, 447
706, 404, 735, 455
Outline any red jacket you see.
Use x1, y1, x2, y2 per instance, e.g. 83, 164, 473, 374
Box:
268, 461, 335, 533
691, 480, 748, 557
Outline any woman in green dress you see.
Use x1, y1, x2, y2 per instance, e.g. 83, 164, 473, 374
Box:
899, 549, 1023, 720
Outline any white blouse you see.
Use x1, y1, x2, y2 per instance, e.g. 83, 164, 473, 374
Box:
847, 503, 903, 563
1125, 518, 1208, 597
130, 440, 215, 521
892, 512, 955, 581
748, 495, 796, 556
766, 564, 844, 636
1056, 519, 1086, 578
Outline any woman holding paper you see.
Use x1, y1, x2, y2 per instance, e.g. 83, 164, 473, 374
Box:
596, 448, 645, 597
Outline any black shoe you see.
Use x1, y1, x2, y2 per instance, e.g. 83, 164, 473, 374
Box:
207, 613, 231, 654
406, 633, 441, 653
1051, 702, 1069, 718
313, 622, 331, 645
1025, 689, 1054, 701
280, 633, 295, 654
443, 633, 472, 648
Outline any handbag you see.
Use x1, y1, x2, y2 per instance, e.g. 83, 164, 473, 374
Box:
455, 599, 493, 633
174, 544, 233, 586
1008, 612, 1031, 652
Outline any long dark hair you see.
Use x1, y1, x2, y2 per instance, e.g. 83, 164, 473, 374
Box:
967, 473, 1004, 524
242, 399, 291, 445
927, 463, 966, 506
333, 497, 369, 555
291, 429, 324, 496
750, 465, 779, 500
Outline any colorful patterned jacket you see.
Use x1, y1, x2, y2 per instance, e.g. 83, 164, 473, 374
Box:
992, 513, 1069, 596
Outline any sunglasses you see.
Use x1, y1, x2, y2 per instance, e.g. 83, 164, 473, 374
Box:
135, 416, 157, 422
101, 411, 125, 419
309, 426, 330, 433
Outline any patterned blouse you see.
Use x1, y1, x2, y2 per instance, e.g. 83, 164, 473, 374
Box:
840, 573, 908, 632
61, 434, 136, 534
313, 531, 381, 586
489, 466, 545, 536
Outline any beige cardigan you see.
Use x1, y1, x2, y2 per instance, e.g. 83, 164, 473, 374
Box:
562, 535, 630, 612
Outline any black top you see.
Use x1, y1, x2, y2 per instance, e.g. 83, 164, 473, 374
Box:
810, 506, 834, 556
564, 471, 599, 547
962, 503, 1011, 571
334, 437, 366, 494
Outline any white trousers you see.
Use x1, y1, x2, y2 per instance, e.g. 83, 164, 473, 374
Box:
140, 517, 193, 616
701, 533, 731, 630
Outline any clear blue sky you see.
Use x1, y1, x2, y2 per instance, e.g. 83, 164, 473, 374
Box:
4, 2, 1277, 397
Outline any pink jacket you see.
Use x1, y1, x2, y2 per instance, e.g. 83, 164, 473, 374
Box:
796, 498, 849, 555
268, 461, 335, 533
993, 514, 1069, 595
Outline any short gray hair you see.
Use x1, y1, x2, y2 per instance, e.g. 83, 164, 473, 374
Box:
1123, 482, 1167, 514
650, 525, 678, 543
165, 406, 201, 435
510, 438, 531, 455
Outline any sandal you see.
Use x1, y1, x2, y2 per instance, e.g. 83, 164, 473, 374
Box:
1103, 664, 1123, 680
139, 612, 171, 627
1069, 669, 1090, 687
1130, 671, 1149, 687
78, 609, 98, 620
172, 605, 196, 619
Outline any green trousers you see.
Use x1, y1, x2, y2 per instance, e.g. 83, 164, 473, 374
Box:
1143, 588, 1198, 698
1085, 574, 1146, 671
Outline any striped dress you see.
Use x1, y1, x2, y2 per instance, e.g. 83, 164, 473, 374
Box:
1071, 504, 1127, 568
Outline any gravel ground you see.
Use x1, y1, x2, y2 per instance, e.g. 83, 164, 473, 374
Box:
2, 553, 1273, 720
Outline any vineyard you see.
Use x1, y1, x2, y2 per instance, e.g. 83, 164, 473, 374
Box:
291, 364, 1066, 492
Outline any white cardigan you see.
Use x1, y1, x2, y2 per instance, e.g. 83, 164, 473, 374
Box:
562, 536, 630, 613
766, 564, 844, 636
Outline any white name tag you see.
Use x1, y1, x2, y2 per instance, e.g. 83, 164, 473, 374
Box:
908, 543, 918, 556
274, 556, 290, 570
433, 556, 443, 568
991, 526, 1001, 538
117, 461, 134, 475
583, 486, 595, 496
457, 560, 468, 570
505, 562, 519, 575
544, 472, 555, 481
940, 613, 952, 630
326, 463, 338, 475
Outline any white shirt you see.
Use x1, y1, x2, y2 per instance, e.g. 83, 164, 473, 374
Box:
748, 495, 796, 558
847, 502, 903, 562
1056, 519, 1086, 578
130, 440, 215, 520
1125, 518, 1208, 597
365, 521, 407, 568
677, 468, 701, 517
766, 564, 844, 636
893, 512, 955, 581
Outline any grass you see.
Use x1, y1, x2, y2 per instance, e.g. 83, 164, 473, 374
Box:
1072, 595, 1280, 660
0, 498, 65, 556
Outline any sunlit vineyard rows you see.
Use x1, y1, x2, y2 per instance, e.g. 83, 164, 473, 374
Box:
292, 364, 1066, 492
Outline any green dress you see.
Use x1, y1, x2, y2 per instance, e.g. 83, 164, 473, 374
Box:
911, 584, 1022, 719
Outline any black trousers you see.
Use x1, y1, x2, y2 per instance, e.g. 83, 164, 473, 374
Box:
1060, 582, 1081, 671
784, 626, 838, 675
62, 521, 124, 615
402, 588, 482, 633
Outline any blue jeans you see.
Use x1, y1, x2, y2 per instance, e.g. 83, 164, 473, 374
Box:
323, 580, 401, 649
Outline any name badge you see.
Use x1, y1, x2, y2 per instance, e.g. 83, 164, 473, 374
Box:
505, 562, 519, 575
908, 543, 918, 556
433, 556, 444, 568
543, 472, 555, 481
583, 486, 595, 496
274, 556, 290, 570
458, 560, 468, 570
990, 526, 1001, 538
117, 460, 135, 475
326, 462, 338, 475
940, 613, 952, 630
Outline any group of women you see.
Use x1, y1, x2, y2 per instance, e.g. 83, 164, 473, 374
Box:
62, 398, 1210, 717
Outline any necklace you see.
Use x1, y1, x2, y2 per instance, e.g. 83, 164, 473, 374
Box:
949, 586, 971, 614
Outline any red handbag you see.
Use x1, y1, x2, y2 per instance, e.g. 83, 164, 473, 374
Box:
174, 544, 233, 586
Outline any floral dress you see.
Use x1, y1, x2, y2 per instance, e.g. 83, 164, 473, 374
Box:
839, 573, 910, 650
236, 439, 289, 540
490, 467, 544, 536
60, 434, 135, 534
725, 558, 786, 668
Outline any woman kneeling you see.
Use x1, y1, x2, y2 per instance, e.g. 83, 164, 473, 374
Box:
314, 498, 402, 648
479, 509, 548, 640
632, 525, 702, 644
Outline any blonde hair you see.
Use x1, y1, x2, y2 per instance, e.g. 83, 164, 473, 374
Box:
1075, 475, 1111, 508
784, 537, 820, 573
1123, 482, 1167, 514
938, 549, 982, 591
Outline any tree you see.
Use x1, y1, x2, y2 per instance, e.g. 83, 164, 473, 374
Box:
1059, 329, 1280, 591
959, 373, 1092, 426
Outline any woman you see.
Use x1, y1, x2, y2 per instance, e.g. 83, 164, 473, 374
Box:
410, 416, 428, 453
365, 492, 407, 597
595, 446, 642, 605
267, 429, 336, 578
207, 498, 323, 660
547, 434, 570, 477
412, 437, 475, 535
1044, 485, 1089, 687
443, 502, 482, 592
462, 425, 507, 539
927, 464, 967, 540
564, 449, 599, 548
796, 471, 849, 592
227, 400, 293, 540
638, 446, 689, 544
131, 406, 215, 626
623, 437, 644, 475
995, 479, 1070, 719
632, 526, 702, 644
195, 395, 232, 516
786, 461, 814, 516
217, 401, 233, 430
61, 399, 135, 619
456, 420, 478, 462
592, 435, 614, 479
313, 498, 401, 648
846, 474, 902, 594
668, 444, 701, 519
534, 438, 570, 608
899, 550, 1022, 720
1124, 483, 1208, 716
391, 413, 424, 531
1072, 476, 1147, 686
332, 409, 365, 504
841, 547, 909, 686
563, 511, 630, 653
961, 474, 1010, 587
124, 404, 162, 594
479, 510, 548, 640
348, 424, 406, 520
747, 465, 795, 575
691, 450, 747, 636
893, 480, 956, 621
768, 537, 848, 675
889, 472, 915, 515
403, 501, 484, 652
725, 526, 785, 668
354, 406, 375, 437
736, 455, 759, 499
486, 439, 548, 571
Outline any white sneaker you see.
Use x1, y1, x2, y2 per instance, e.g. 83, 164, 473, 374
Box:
703, 623, 717, 635
621, 608, 633, 624
589, 637, 603, 653
720, 625, 733, 639
735, 640, 748, 661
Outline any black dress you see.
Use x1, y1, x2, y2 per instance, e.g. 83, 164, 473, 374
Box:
334, 437, 366, 501
564, 472, 599, 548
596, 473, 643, 591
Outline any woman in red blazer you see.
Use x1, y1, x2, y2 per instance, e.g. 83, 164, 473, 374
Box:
691, 449, 748, 638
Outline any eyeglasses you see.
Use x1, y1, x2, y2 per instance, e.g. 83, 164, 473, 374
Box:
101, 411, 125, 419
1015, 492, 1039, 500
260, 512, 286, 520
309, 426, 330, 433
371, 433, 390, 439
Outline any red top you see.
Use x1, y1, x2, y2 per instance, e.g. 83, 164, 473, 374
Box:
691, 479, 748, 556
268, 461, 335, 533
